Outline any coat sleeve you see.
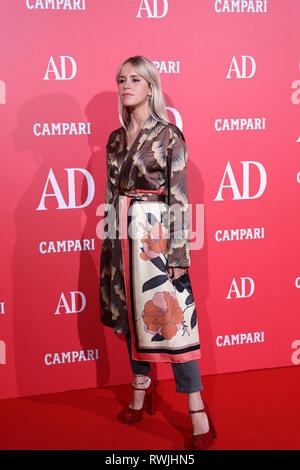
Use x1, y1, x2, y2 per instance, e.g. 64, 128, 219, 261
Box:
166, 129, 191, 269
102, 136, 115, 236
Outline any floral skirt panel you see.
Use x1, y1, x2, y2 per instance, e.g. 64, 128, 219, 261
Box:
120, 190, 201, 363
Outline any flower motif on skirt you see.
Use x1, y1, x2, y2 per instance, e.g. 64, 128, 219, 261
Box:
139, 221, 168, 261
142, 291, 184, 340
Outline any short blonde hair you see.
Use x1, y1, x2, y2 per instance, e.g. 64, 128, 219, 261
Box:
116, 56, 169, 129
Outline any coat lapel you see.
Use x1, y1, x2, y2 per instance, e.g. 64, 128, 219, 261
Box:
118, 116, 165, 186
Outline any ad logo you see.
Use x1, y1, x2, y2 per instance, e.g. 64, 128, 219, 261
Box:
214, 161, 267, 201
36, 168, 95, 210
226, 277, 255, 299
55, 291, 86, 315
137, 0, 168, 18
44, 56, 77, 81
226, 56, 256, 79
166, 107, 183, 131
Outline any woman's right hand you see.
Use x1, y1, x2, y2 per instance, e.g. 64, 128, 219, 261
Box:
168, 267, 188, 280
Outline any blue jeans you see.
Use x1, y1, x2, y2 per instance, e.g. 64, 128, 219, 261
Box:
125, 334, 203, 393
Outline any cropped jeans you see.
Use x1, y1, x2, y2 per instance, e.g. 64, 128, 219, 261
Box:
125, 333, 203, 394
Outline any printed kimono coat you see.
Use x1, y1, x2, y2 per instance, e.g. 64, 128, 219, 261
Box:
99, 115, 200, 363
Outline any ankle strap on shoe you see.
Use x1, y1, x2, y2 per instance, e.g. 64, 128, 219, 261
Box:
189, 408, 205, 414
132, 375, 151, 389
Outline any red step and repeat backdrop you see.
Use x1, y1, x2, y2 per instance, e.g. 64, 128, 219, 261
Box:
0, 0, 299, 399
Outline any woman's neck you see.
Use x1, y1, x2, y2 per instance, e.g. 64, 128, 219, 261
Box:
127, 104, 151, 132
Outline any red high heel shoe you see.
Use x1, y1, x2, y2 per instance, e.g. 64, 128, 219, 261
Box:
189, 402, 217, 450
119, 375, 157, 424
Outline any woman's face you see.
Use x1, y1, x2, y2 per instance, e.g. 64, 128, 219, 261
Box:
118, 62, 151, 110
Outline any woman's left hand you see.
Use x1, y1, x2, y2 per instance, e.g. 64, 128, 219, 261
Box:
168, 267, 188, 280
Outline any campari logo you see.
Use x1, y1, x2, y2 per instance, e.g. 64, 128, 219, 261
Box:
44, 349, 99, 366
214, 0, 268, 13
153, 61, 180, 74
39, 239, 95, 254
216, 331, 264, 347
215, 117, 266, 132
215, 226, 265, 242
33, 122, 91, 136
26, 0, 86, 10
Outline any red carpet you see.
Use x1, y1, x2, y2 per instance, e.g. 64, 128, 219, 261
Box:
0, 366, 299, 450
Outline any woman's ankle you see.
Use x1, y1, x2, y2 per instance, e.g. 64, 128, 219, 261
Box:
188, 391, 204, 411
129, 375, 151, 410
132, 374, 151, 389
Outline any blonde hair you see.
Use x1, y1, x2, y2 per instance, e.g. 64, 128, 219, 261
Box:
116, 56, 169, 129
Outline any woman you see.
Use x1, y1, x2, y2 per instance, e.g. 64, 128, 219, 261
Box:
99, 56, 216, 450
